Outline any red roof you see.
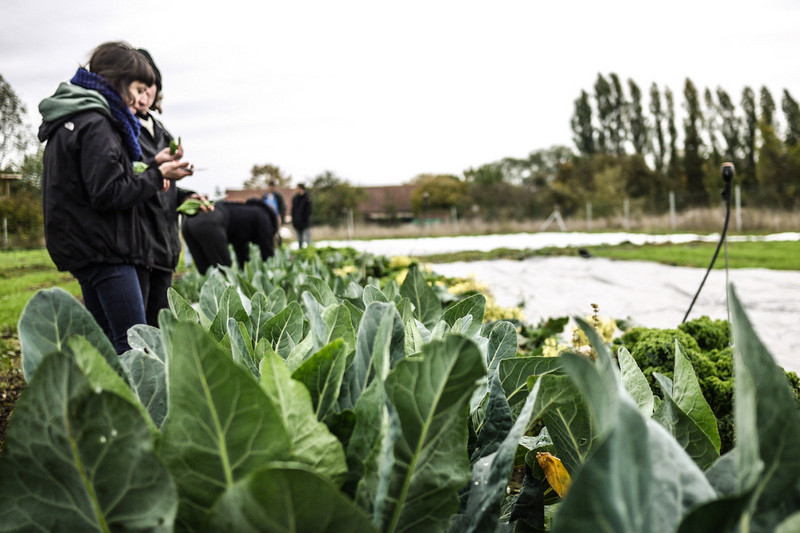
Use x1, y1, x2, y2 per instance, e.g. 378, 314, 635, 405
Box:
224, 184, 416, 215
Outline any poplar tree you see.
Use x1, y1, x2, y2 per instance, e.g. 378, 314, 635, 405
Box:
717, 87, 741, 164
649, 83, 666, 173
594, 74, 612, 154
609, 73, 626, 155
571, 90, 596, 155
665, 87, 681, 188
703, 88, 721, 160
760, 86, 776, 127
0, 74, 31, 170
741, 87, 758, 190
781, 89, 800, 147
683, 78, 706, 204
628, 79, 648, 155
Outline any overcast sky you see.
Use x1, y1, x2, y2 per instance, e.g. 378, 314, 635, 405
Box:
3, 0, 800, 196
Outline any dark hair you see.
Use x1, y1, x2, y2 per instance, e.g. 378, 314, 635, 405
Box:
297, 183, 306, 191
136, 48, 163, 112
87, 42, 155, 104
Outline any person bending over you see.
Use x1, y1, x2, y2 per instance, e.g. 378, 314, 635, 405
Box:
181, 199, 277, 274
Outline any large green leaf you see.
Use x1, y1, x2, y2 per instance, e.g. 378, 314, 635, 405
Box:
533, 372, 593, 475
499, 356, 562, 412
229, 317, 259, 377
551, 332, 716, 533
264, 286, 288, 315
198, 270, 228, 321
18, 287, 117, 381
262, 301, 305, 359
247, 291, 274, 342
399, 265, 441, 328
652, 373, 720, 471
551, 401, 651, 533
485, 321, 518, 374
127, 323, 167, 362
454, 377, 543, 533
160, 322, 294, 532
167, 287, 198, 323
670, 340, 721, 452
471, 371, 514, 462
364, 284, 389, 305
651, 340, 720, 470
731, 281, 800, 506
301, 275, 339, 307
206, 465, 379, 532
617, 346, 654, 417
470, 321, 520, 416
339, 302, 405, 410
259, 350, 348, 485
375, 334, 486, 533
0, 351, 176, 532
120, 347, 168, 428
322, 303, 357, 354
348, 378, 398, 502
208, 285, 249, 341
292, 338, 347, 421
442, 293, 486, 338
680, 285, 800, 532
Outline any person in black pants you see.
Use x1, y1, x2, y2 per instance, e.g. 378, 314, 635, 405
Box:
130, 48, 203, 326
38, 42, 191, 353
291, 183, 312, 248
181, 199, 277, 274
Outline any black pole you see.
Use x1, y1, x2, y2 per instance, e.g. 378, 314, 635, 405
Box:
682, 162, 734, 323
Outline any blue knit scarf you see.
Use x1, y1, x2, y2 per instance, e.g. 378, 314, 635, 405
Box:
70, 68, 142, 161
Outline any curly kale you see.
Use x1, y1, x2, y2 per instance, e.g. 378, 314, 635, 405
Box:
614, 316, 735, 452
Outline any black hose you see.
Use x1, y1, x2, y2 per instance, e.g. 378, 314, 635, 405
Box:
682, 165, 734, 323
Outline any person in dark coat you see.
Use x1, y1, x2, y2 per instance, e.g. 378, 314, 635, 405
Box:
181, 199, 277, 274
290, 183, 312, 248
131, 49, 200, 326
38, 42, 191, 353
263, 180, 286, 246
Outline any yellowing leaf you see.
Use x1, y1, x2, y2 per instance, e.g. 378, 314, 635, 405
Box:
537, 451, 572, 498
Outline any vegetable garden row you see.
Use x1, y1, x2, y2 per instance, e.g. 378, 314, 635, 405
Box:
0, 247, 798, 532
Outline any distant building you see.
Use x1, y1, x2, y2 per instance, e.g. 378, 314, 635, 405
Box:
224, 184, 417, 223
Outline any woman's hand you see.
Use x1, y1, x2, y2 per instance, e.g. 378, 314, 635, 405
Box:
188, 193, 214, 211
159, 160, 193, 180
154, 144, 184, 164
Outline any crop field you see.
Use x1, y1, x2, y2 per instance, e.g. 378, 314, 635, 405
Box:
0, 244, 798, 531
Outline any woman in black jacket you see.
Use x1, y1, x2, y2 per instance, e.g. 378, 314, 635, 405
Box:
130, 49, 201, 326
38, 42, 191, 353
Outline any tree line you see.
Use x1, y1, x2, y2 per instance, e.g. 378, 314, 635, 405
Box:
3, 71, 799, 243
410, 73, 800, 222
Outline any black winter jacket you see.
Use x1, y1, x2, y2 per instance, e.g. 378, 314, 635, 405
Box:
38, 109, 163, 272
137, 114, 193, 271
291, 191, 312, 230
227, 199, 278, 264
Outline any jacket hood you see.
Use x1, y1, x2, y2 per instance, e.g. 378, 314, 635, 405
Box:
38, 83, 111, 141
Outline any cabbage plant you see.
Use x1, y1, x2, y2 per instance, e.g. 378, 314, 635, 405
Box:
0, 250, 798, 533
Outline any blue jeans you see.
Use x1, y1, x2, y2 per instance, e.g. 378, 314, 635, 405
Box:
72, 264, 146, 354
295, 227, 311, 248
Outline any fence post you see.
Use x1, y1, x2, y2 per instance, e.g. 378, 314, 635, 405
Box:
623, 198, 630, 231
669, 191, 676, 232
451, 206, 459, 233
586, 202, 592, 230
347, 209, 354, 241
735, 185, 742, 232
2, 217, 7, 248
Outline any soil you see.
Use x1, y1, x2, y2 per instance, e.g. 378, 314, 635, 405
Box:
0, 371, 25, 451
0, 331, 25, 451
